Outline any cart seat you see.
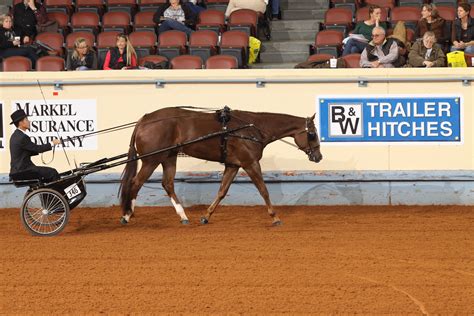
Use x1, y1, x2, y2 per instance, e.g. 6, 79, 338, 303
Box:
10, 171, 43, 188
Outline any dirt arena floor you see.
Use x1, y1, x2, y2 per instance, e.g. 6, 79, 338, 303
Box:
1, 205, 473, 314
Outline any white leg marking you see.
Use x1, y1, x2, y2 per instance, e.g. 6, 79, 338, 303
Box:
123, 214, 131, 222
131, 199, 136, 214
171, 198, 188, 221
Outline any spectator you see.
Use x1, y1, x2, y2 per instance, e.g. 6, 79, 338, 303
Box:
103, 34, 137, 70
153, 0, 196, 37
12, 0, 47, 42
343, 5, 387, 56
66, 37, 97, 71
360, 26, 403, 68
0, 14, 38, 67
451, 3, 474, 54
415, 4, 446, 45
271, 0, 280, 20
183, 0, 206, 15
225, 0, 267, 18
408, 31, 446, 67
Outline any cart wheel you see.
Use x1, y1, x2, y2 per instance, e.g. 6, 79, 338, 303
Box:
20, 188, 70, 237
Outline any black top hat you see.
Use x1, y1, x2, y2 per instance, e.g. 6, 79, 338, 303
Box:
10, 109, 28, 125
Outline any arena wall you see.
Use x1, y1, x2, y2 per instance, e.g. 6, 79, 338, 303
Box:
1, 69, 473, 206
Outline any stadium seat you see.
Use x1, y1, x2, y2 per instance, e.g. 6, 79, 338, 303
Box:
138, 54, 168, 67
398, 0, 423, 7
157, 30, 187, 61
390, 7, 419, 31
138, 0, 166, 12
66, 31, 96, 53
2, 56, 32, 71
75, 0, 105, 15
36, 56, 65, 71
129, 31, 157, 60
189, 30, 218, 63
97, 31, 121, 67
364, 0, 395, 9
307, 53, 333, 63
437, 6, 456, 21
47, 12, 70, 35
102, 11, 131, 34
322, 8, 353, 36
334, 2, 356, 16
71, 12, 101, 34
314, 30, 343, 57
472, 6, 474, 18
205, 55, 238, 69
106, 0, 137, 15
44, 0, 73, 14
228, 9, 258, 37
355, 7, 389, 23
432, 0, 457, 8
206, 0, 229, 12
197, 9, 226, 34
219, 30, 249, 68
465, 53, 474, 67
133, 11, 155, 33
35, 32, 65, 56
341, 53, 361, 68
171, 55, 203, 69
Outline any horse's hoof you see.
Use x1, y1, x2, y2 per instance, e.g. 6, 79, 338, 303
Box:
120, 217, 128, 225
200, 217, 208, 225
272, 220, 282, 227
181, 219, 190, 225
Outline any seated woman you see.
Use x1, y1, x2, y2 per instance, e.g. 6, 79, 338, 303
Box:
103, 33, 137, 70
225, 0, 267, 18
66, 37, 97, 71
153, 0, 197, 37
0, 14, 38, 67
342, 5, 387, 56
415, 4, 446, 45
408, 31, 446, 67
451, 3, 474, 54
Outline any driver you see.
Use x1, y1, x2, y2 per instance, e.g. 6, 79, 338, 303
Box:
9, 109, 61, 182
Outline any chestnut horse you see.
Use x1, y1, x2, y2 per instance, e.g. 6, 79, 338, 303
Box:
119, 107, 322, 226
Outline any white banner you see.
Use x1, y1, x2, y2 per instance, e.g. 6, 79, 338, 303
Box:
0, 101, 4, 151
11, 100, 98, 150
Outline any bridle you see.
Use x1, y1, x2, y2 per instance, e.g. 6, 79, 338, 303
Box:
300, 117, 320, 161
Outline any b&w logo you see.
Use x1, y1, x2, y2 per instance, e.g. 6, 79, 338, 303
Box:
329, 103, 363, 137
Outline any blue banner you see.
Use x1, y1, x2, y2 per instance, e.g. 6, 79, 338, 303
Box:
318, 96, 461, 142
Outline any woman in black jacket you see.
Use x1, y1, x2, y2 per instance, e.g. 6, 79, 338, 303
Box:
0, 14, 38, 67
66, 37, 97, 70
153, 0, 197, 37
451, 3, 474, 54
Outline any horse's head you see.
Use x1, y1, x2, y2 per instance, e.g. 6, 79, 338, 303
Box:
294, 114, 323, 163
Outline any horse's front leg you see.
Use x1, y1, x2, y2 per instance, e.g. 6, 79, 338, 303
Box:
162, 156, 190, 225
242, 161, 282, 226
200, 165, 239, 224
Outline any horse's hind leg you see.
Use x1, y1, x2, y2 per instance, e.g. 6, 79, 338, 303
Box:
162, 155, 189, 225
121, 159, 160, 224
242, 161, 282, 226
200, 165, 239, 224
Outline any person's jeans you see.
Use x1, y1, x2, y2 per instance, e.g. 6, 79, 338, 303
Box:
0, 46, 38, 68
342, 38, 368, 56
450, 45, 474, 54
158, 19, 193, 37
272, 0, 280, 15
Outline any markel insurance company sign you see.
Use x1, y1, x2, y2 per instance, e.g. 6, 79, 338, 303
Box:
316, 96, 462, 143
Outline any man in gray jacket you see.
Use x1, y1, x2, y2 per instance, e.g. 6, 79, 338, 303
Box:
408, 31, 446, 67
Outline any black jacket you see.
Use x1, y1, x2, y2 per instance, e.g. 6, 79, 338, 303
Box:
9, 129, 52, 175
452, 17, 474, 43
0, 27, 16, 50
12, 2, 47, 37
153, 3, 197, 26
66, 49, 98, 70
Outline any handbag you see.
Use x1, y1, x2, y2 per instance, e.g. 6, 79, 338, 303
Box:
446, 51, 467, 67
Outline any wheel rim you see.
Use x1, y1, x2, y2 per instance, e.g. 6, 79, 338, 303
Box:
23, 191, 68, 235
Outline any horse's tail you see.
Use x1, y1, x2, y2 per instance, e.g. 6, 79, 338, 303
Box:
119, 123, 139, 215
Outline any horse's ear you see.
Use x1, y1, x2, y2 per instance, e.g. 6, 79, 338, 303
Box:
310, 113, 316, 120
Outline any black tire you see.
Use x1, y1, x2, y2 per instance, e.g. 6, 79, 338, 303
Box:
20, 188, 70, 237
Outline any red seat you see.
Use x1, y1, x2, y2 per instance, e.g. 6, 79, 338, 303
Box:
71, 12, 100, 34
2, 56, 32, 71
189, 30, 218, 63
471, 6, 474, 18
102, 11, 131, 34
390, 7, 420, 31
323, 8, 353, 35
97, 31, 121, 66
158, 30, 187, 61
106, 0, 137, 15
36, 56, 65, 71
138, 54, 168, 67
47, 12, 70, 35
138, 0, 167, 12
129, 31, 157, 59
355, 7, 389, 22
44, 0, 73, 14
341, 53, 361, 68
365, 0, 395, 9
66, 31, 96, 50
35, 32, 65, 56
219, 30, 249, 68
134, 11, 155, 32
206, 55, 238, 69
197, 9, 225, 34
437, 6, 456, 21
228, 9, 258, 37
465, 53, 474, 66
171, 55, 203, 69
314, 30, 343, 57
75, 0, 105, 15
307, 53, 333, 62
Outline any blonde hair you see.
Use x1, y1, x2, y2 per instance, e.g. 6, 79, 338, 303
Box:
117, 34, 137, 66
72, 37, 88, 60
0, 14, 12, 25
